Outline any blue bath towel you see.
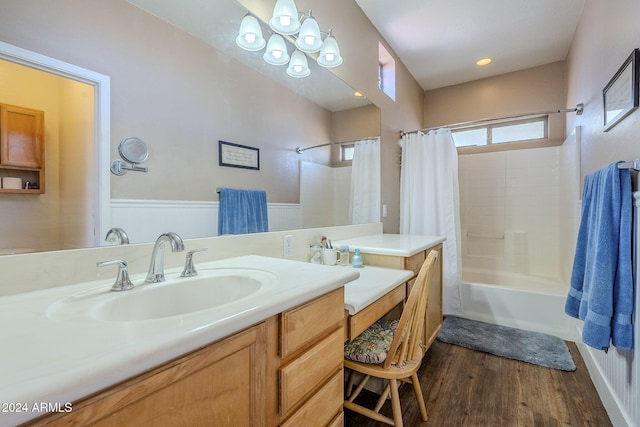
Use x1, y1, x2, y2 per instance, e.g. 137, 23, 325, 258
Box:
218, 188, 268, 235
566, 162, 633, 351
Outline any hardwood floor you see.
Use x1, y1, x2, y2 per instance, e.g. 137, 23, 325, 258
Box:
344, 340, 612, 426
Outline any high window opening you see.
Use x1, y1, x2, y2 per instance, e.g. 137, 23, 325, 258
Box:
378, 42, 395, 101
341, 144, 355, 161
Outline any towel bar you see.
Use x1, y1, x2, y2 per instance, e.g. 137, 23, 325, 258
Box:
618, 158, 640, 170
465, 232, 505, 240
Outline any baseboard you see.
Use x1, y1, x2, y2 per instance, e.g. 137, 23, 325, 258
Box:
575, 331, 629, 427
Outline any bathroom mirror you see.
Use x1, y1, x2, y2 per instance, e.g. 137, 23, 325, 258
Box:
0, 0, 380, 254
119, 137, 149, 164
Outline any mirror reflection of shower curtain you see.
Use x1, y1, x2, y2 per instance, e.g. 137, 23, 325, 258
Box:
350, 138, 381, 224
400, 129, 462, 315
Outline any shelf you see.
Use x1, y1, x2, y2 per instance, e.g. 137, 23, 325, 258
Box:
0, 188, 43, 194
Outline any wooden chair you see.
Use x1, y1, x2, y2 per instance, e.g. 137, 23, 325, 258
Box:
343, 249, 438, 426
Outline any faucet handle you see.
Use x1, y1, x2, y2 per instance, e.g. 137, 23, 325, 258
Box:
181, 248, 208, 277
97, 259, 135, 291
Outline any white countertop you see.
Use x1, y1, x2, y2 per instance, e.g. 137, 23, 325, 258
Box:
333, 233, 445, 257
343, 266, 414, 315
0, 255, 359, 426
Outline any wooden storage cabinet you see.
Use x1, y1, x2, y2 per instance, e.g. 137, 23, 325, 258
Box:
0, 103, 45, 193
359, 244, 443, 351
24, 323, 267, 426
267, 288, 345, 426
25, 288, 347, 427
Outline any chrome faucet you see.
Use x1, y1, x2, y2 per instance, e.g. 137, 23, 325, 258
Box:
145, 232, 185, 283
105, 227, 130, 245
181, 248, 208, 277
97, 259, 134, 291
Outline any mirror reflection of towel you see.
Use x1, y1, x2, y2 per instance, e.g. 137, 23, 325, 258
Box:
218, 188, 268, 235
565, 162, 633, 351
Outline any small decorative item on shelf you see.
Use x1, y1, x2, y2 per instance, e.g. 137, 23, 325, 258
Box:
351, 248, 363, 268
309, 243, 323, 264
339, 245, 350, 266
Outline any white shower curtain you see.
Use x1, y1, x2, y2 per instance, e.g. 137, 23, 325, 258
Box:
400, 129, 462, 315
350, 138, 381, 224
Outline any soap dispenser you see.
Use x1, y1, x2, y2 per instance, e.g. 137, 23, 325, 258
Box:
352, 248, 363, 268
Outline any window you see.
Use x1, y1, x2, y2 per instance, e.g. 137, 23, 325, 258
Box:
341, 144, 355, 161
451, 116, 547, 148
378, 42, 395, 101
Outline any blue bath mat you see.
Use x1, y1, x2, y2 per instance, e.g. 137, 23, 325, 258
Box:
437, 316, 576, 371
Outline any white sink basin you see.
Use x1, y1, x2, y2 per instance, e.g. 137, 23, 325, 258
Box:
46, 268, 278, 322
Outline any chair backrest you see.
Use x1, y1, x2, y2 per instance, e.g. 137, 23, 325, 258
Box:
383, 249, 438, 369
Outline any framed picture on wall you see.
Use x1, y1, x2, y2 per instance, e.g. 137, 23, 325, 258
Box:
603, 48, 639, 132
218, 140, 260, 170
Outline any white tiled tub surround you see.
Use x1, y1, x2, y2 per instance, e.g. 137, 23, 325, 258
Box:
459, 145, 574, 280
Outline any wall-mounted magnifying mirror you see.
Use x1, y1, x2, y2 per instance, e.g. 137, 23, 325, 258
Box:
110, 137, 149, 176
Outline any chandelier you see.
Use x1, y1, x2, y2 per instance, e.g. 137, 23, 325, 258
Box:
236, 0, 343, 78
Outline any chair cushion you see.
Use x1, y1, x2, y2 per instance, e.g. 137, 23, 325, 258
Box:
344, 319, 399, 364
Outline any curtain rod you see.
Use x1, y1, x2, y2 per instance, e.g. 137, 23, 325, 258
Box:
295, 136, 380, 154
399, 103, 584, 137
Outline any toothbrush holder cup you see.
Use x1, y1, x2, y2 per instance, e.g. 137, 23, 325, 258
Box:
322, 248, 338, 266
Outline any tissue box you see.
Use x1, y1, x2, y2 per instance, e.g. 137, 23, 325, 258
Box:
1, 177, 22, 189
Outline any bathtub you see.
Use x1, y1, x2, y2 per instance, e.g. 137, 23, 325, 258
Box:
459, 268, 575, 341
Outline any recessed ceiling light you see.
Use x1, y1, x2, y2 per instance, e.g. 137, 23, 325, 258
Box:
476, 58, 492, 67
354, 91, 364, 97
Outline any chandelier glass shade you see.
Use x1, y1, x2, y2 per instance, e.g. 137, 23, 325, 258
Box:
286, 49, 311, 78
263, 34, 290, 65
235, 15, 266, 51
236, 0, 342, 78
269, 0, 300, 35
317, 31, 343, 68
295, 14, 322, 53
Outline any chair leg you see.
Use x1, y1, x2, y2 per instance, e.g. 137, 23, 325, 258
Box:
347, 374, 371, 403
411, 372, 428, 421
389, 378, 403, 427
374, 382, 391, 413
345, 369, 356, 397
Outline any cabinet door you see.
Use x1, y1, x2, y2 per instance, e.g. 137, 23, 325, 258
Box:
0, 103, 44, 168
33, 324, 266, 427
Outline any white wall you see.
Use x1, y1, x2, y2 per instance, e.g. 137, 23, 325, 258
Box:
110, 199, 301, 244
565, 2, 640, 425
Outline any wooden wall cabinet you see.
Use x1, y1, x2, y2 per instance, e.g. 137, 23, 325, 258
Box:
0, 103, 45, 193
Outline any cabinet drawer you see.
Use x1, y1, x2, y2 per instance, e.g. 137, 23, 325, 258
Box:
280, 288, 343, 358
279, 327, 343, 416
346, 284, 405, 341
280, 369, 343, 427
327, 411, 344, 427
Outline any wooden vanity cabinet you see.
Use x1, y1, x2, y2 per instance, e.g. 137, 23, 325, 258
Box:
358, 243, 443, 350
25, 288, 346, 427
0, 103, 45, 193
266, 288, 345, 427
24, 323, 267, 427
